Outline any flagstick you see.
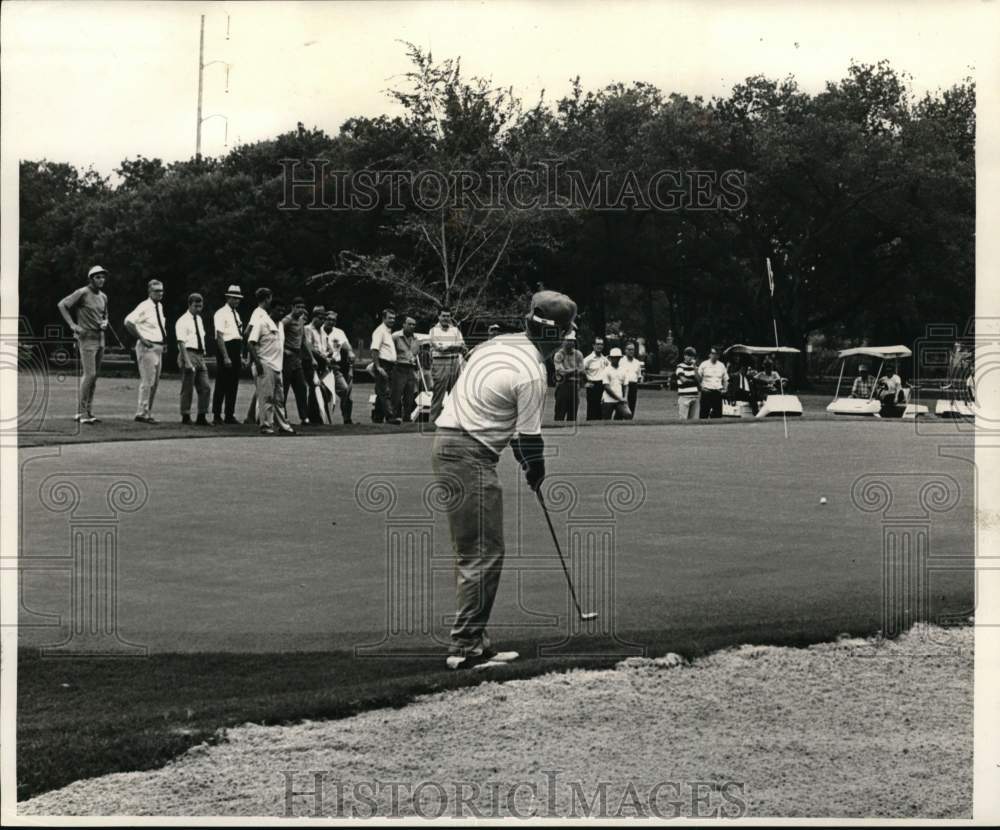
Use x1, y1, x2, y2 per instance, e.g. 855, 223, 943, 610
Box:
766, 257, 789, 440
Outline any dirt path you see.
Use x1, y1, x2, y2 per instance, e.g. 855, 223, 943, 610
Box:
19, 624, 971, 819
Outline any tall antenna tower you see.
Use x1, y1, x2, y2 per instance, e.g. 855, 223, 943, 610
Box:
195, 13, 231, 159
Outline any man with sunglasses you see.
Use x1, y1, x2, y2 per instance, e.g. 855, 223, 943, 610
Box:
433, 290, 577, 670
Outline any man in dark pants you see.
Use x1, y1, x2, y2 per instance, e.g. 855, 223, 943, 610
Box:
553, 332, 584, 420
582, 336, 609, 420
370, 308, 397, 423
211, 284, 245, 424
391, 316, 420, 423
698, 346, 728, 419
281, 297, 311, 425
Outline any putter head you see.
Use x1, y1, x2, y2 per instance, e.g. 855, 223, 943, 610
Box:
580, 612, 599, 621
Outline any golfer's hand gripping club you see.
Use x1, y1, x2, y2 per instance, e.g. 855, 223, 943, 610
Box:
512, 433, 545, 492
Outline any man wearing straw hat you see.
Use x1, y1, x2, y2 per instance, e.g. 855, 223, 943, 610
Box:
211, 284, 246, 424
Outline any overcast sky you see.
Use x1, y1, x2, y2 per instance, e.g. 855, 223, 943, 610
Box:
0, 0, 993, 177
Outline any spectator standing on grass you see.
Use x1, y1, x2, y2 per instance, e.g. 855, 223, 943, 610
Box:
391, 316, 420, 423
175, 292, 211, 426
370, 308, 397, 423
247, 289, 294, 435
621, 341, 644, 417
698, 346, 728, 419
675, 346, 700, 420
281, 298, 312, 426
324, 311, 355, 424
429, 307, 467, 423
124, 279, 168, 424
433, 290, 577, 669
211, 284, 245, 425
553, 332, 585, 421
305, 305, 331, 423
57, 264, 109, 424
583, 337, 610, 421
601, 347, 632, 420
850, 364, 875, 399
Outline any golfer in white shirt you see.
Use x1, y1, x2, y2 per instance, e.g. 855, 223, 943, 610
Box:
434, 290, 577, 670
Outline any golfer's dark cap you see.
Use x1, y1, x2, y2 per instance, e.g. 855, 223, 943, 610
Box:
529, 290, 577, 330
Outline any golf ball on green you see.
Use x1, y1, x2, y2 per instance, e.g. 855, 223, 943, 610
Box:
820, 497, 828, 505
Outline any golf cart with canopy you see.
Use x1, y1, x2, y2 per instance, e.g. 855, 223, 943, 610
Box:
826, 345, 928, 419
723, 344, 804, 418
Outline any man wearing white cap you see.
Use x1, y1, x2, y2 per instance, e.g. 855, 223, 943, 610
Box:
57, 265, 109, 424
212, 284, 245, 424
601, 347, 632, 420
434, 289, 577, 670
124, 279, 168, 423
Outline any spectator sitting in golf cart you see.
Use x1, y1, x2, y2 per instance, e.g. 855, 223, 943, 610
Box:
752, 357, 784, 410
876, 366, 904, 411
850, 364, 876, 399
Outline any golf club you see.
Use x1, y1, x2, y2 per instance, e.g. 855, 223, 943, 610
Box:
535, 489, 598, 622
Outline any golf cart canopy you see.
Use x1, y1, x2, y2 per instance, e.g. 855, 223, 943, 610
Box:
725, 345, 801, 356
836, 345, 912, 359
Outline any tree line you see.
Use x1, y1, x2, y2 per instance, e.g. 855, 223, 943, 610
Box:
19, 46, 974, 377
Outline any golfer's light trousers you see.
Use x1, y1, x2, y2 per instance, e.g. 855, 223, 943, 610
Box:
134, 341, 164, 418
432, 429, 504, 655
77, 333, 104, 417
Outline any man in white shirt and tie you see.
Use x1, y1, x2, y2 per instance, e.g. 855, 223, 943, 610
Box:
175, 292, 212, 425
211, 284, 245, 424
429, 307, 467, 423
124, 279, 169, 423
370, 308, 397, 423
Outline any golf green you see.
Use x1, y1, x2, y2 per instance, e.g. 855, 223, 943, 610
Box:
17, 418, 974, 656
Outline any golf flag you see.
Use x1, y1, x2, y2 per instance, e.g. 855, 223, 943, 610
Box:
766, 257, 775, 297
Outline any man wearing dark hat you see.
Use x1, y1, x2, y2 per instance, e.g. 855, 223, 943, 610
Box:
212, 284, 245, 424
57, 265, 109, 424
433, 289, 577, 670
